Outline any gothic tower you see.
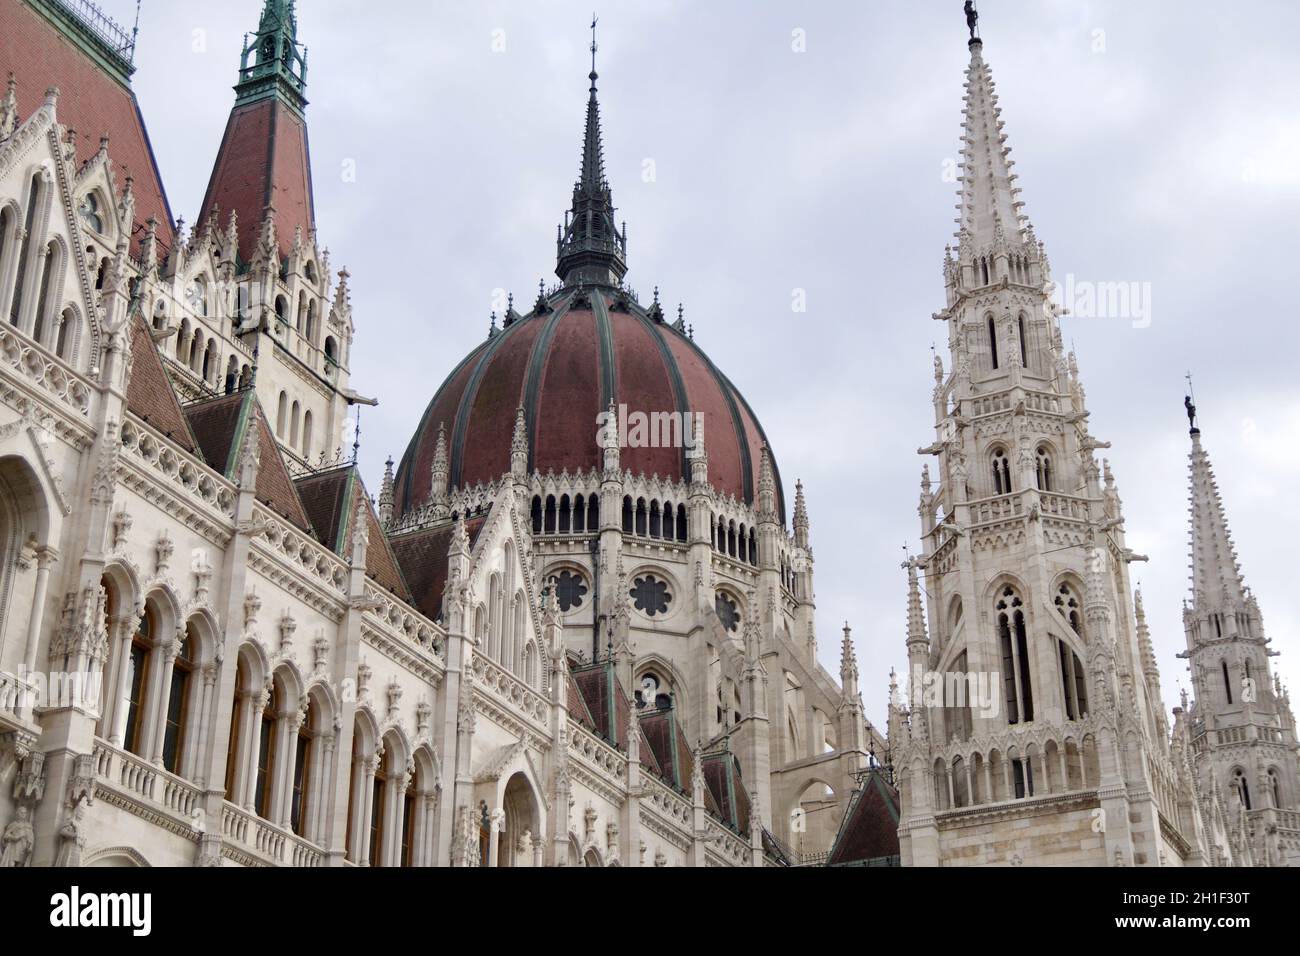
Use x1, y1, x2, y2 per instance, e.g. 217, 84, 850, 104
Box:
890, 29, 1207, 866
190, 0, 364, 469
1178, 409, 1300, 866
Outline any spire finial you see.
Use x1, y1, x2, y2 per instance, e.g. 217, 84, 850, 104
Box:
555, 16, 627, 287
1184, 371, 1199, 434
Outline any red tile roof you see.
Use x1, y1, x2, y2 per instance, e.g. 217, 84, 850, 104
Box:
183, 390, 310, 531
125, 311, 195, 452
825, 770, 902, 867
394, 288, 785, 523
0, 0, 174, 252
388, 515, 488, 623
198, 98, 314, 266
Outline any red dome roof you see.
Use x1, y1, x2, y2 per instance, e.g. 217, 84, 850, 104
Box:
393, 287, 784, 523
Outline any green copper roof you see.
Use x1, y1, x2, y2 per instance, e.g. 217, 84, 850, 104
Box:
235, 0, 309, 114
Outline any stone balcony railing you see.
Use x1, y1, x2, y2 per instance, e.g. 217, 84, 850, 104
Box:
470, 651, 549, 727
92, 738, 204, 836
967, 492, 1023, 526
221, 801, 326, 868
0, 325, 93, 417
92, 738, 326, 867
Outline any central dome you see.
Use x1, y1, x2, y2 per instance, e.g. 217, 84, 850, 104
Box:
393, 287, 784, 522
393, 58, 783, 523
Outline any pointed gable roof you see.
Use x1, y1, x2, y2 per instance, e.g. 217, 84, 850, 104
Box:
125, 310, 195, 452
825, 770, 901, 867
183, 389, 310, 530
702, 750, 751, 836
570, 660, 632, 750
387, 515, 488, 622
640, 707, 693, 795
294, 465, 412, 600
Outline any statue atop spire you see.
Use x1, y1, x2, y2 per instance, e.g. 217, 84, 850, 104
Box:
556, 16, 628, 288
964, 1, 980, 42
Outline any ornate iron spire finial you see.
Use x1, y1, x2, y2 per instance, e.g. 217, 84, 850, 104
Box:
555, 16, 627, 288
1184, 371, 1199, 433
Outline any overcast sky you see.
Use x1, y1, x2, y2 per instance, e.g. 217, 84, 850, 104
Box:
94, 0, 1300, 730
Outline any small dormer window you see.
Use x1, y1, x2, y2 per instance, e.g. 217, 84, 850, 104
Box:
78, 193, 104, 235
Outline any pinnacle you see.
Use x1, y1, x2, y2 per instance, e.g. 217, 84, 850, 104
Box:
952, 41, 1035, 254
1186, 431, 1248, 613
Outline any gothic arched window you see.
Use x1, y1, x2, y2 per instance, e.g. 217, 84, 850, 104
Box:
1232, 768, 1251, 810
254, 678, 282, 819
987, 314, 999, 370
1054, 583, 1081, 635
1036, 445, 1054, 492
991, 447, 1011, 495
1018, 314, 1028, 367
10, 174, 43, 326
161, 627, 197, 775
1222, 660, 1233, 704
122, 605, 157, 757
996, 585, 1033, 724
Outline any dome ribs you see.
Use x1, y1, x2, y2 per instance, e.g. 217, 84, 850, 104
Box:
533, 295, 603, 478
447, 316, 518, 489
589, 289, 619, 413
520, 291, 577, 475
611, 309, 681, 484
394, 342, 485, 515
393, 291, 779, 523
457, 310, 541, 489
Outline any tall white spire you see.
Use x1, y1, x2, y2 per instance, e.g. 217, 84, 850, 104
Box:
1186, 427, 1248, 615
955, 38, 1033, 252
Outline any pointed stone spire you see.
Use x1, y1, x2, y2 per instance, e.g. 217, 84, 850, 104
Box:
792, 480, 809, 549
223, 209, 240, 260
1134, 586, 1161, 690
555, 20, 627, 287
140, 217, 159, 279
430, 421, 449, 516
164, 217, 187, 278
510, 405, 529, 479
254, 204, 279, 272
756, 442, 777, 522
839, 622, 859, 697
954, 34, 1035, 259
1187, 425, 1248, 615
903, 558, 931, 742
330, 267, 352, 332
378, 456, 395, 529
905, 558, 930, 655
0, 73, 18, 140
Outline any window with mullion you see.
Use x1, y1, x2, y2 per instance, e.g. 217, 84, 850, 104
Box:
161, 635, 195, 775
290, 727, 311, 836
